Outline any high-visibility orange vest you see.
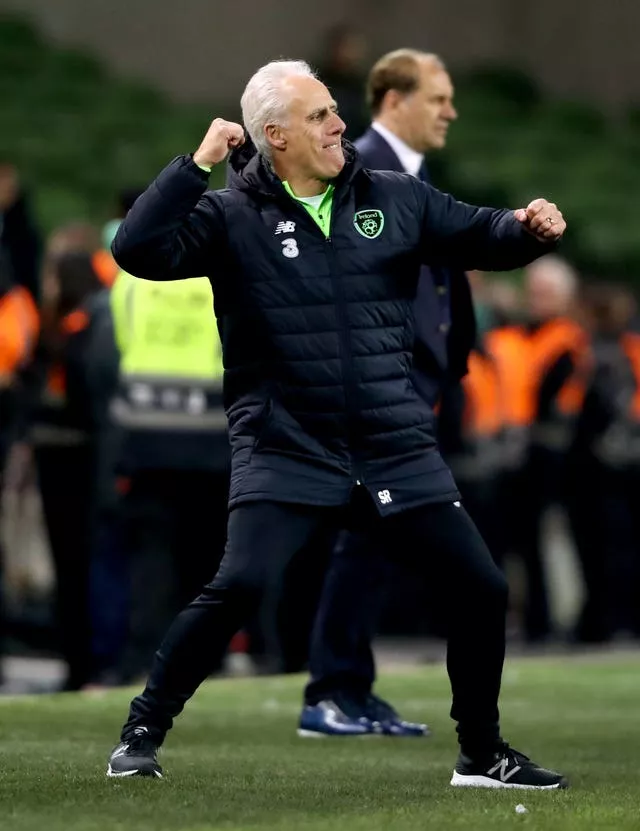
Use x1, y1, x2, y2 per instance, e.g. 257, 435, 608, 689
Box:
43, 308, 91, 402
92, 249, 118, 288
488, 318, 590, 427
462, 351, 503, 438
441, 348, 505, 481
485, 325, 531, 428
620, 332, 640, 420
526, 317, 591, 420
0, 285, 39, 380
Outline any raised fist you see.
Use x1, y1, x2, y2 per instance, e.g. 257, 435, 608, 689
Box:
193, 119, 245, 168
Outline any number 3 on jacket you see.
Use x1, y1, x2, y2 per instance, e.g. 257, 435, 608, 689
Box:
281, 238, 299, 259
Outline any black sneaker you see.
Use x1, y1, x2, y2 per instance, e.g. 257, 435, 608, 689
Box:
106, 726, 163, 779
451, 743, 568, 790
364, 693, 430, 737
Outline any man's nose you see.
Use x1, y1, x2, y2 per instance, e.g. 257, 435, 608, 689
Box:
330, 113, 346, 134
444, 103, 458, 121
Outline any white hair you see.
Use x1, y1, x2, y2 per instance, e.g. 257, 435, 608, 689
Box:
241, 60, 317, 158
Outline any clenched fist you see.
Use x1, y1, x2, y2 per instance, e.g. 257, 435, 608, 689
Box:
514, 198, 566, 242
193, 118, 245, 168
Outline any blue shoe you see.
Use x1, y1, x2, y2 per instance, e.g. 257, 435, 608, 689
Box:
298, 700, 373, 737
364, 693, 431, 738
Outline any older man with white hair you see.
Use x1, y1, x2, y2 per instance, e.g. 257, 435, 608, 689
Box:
106, 59, 567, 789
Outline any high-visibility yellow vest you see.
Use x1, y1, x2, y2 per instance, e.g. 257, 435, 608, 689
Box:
109, 271, 226, 431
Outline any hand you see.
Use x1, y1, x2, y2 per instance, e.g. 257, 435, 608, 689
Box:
514, 199, 565, 242
193, 119, 245, 168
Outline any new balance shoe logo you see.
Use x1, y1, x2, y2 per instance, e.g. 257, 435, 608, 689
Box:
275, 221, 296, 235
487, 757, 522, 782
133, 727, 149, 736
111, 744, 129, 758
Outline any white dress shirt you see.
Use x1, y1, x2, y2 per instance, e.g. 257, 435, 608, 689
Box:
371, 121, 425, 178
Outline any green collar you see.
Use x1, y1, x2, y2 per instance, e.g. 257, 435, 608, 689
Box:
282, 181, 334, 238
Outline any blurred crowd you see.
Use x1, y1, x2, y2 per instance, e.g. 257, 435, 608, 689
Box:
2, 159, 640, 694
1, 29, 640, 694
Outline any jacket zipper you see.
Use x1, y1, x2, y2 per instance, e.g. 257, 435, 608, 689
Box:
325, 218, 365, 487
277, 191, 365, 486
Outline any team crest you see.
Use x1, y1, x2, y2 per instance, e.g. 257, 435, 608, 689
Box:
354, 209, 384, 239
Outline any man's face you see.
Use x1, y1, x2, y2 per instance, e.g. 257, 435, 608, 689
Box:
273, 76, 346, 181
396, 64, 457, 152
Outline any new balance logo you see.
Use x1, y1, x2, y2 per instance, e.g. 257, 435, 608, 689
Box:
487, 757, 522, 782
377, 489, 392, 505
111, 744, 129, 758
275, 221, 296, 235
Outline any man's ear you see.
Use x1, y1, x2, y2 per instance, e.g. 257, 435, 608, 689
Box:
381, 88, 404, 113
265, 124, 287, 152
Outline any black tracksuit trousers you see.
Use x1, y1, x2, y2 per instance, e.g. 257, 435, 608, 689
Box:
123, 488, 508, 755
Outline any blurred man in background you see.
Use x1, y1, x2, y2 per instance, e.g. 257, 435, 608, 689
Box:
108, 268, 229, 684
0, 162, 40, 683
301, 49, 477, 738
569, 284, 640, 642
482, 281, 532, 586
515, 256, 590, 643
0, 258, 39, 683
27, 249, 111, 690
0, 163, 42, 494
43, 221, 118, 289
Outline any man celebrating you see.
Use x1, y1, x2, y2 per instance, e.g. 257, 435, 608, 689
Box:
106, 59, 567, 790
301, 50, 477, 738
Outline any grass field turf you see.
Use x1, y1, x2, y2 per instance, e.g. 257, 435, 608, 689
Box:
0, 654, 639, 830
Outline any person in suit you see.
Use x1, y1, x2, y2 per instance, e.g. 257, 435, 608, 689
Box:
299, 50, 479, 737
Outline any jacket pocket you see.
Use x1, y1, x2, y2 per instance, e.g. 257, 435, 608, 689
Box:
249, 398, 274, 457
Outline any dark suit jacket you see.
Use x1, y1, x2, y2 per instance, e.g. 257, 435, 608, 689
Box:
354, 127, 477, 404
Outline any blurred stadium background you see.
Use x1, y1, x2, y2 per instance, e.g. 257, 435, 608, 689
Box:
1, 0, 639, 674
0, 1, 639, 275
1, 3, 640, 826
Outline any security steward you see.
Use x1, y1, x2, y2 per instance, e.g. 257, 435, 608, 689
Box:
0, 259, 39, 680
29, 251, 109, 690
570, 285, 640, 641
109, 269, 229, 683
516, 257, 590, 642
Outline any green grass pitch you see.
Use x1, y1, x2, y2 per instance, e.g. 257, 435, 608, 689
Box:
1, 655, 638, 830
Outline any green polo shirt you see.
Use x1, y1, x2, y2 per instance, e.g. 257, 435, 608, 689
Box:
282, 181, 334, 238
